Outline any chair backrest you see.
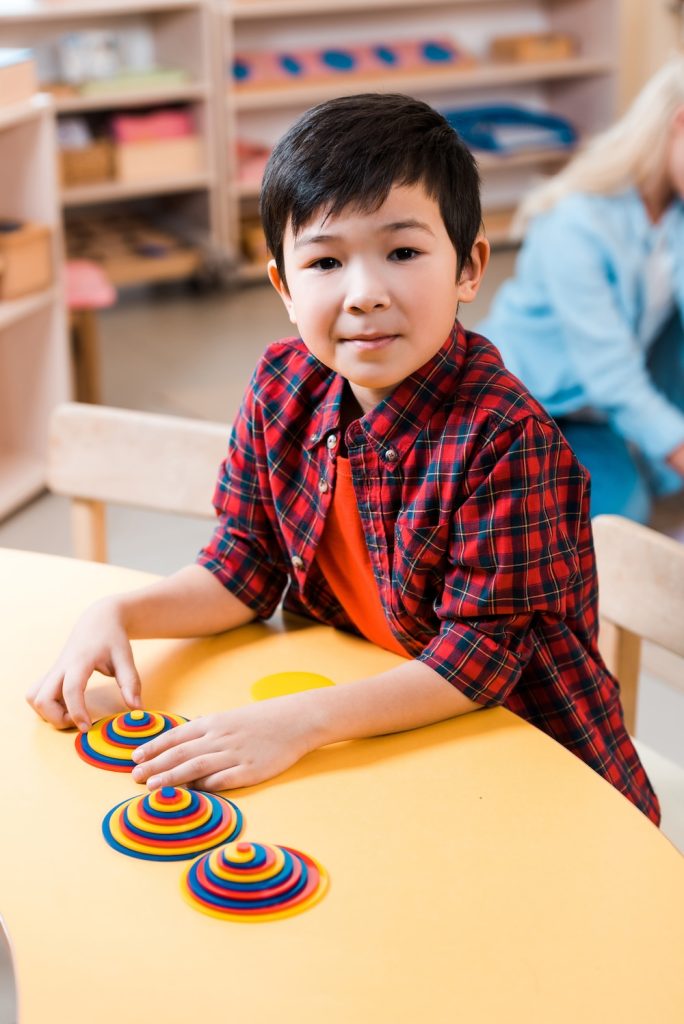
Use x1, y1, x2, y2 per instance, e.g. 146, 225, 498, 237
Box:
592, 513, 684, 735
47, 402, 229, 563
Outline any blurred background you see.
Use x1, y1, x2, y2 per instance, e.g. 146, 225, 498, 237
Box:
2, 3, 684, 1018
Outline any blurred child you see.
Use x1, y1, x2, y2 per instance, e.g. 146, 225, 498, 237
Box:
479, 56, 684, 523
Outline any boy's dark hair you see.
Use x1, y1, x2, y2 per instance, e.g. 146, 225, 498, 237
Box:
260, 93, 481, 288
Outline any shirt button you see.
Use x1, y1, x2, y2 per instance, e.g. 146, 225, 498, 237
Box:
291, 555, 305, 570
385, 447, 398, 462
318, 479, 329, 493
310, 432, 319, 443
326, 433, 337, 450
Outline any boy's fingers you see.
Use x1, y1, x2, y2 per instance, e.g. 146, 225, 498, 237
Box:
26, 671, 71, 728
193, 766, 248, 792
29, 688, 72, 729
132, 719, 202, 764
62, 666, 93, 732
142, 751, 230, 791
111, 645, 142, 709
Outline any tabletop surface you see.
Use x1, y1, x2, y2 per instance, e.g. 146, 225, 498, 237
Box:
2, 547, 684, 1023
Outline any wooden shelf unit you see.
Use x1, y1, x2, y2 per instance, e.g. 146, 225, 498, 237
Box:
220, 0, 619, 271
0, 0, 202, 23
231, 56, 613, 112
1, 0, 621, 283
61, 171, 214, 207
0, 0, 222, 283
0, 95, 69, 520
52, 82, 210, 113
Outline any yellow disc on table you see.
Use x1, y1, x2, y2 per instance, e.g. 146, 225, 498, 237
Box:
250, 671, 335, 701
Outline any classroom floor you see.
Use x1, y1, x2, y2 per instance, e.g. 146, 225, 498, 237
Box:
1, 254, 683, 1022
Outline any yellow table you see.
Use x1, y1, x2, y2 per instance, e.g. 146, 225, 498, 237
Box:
2, 548, 684, 1023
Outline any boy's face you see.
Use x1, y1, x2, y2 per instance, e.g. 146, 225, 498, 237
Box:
268, 183, 489, 415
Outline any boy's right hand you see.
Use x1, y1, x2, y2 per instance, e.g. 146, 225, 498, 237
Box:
26, 596, 142, 732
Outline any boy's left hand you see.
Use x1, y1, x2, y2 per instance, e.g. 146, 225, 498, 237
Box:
131, 699, 316, 791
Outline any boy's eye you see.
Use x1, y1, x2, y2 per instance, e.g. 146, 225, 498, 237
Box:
309, 257, 340, 270
390, 247, 419, 261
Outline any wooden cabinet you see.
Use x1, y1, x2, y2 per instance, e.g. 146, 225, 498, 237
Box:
219, 0, 620, 278
0, 95, 69, 519
0, 0, 222, 284
1, 0, 622, 286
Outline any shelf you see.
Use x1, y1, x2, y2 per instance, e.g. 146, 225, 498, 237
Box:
237, 261, 269, 283
232, 145, 576, 199
476, 145, 576, 172
0, 0, 202, 22
0, 452, 45, 520
230, 0, 538, 19
61, 172, 213, 206
0, 288, 57, 332
53, 82, 209, 113
483, 207, 518, 247
104, 248, 202, 286
0, 93, 52, 133
232, 56, 614, 111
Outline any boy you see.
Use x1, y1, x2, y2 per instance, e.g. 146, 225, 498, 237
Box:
27, 94, 659, 824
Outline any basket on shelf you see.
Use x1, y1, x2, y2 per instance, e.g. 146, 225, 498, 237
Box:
60, 139, 114, 187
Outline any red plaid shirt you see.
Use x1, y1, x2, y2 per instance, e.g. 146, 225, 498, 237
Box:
198, 322, 660, 824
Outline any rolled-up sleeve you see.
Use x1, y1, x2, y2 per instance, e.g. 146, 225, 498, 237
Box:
196, 374, 289, 618
417, 418, 585, 705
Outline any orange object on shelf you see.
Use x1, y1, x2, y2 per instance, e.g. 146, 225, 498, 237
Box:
0, 220, 53, 300
490, 32, 577, 62
60, 140, 114, 187
114, 135, 203, 182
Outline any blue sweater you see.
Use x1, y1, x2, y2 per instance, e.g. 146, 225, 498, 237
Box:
478, 189, 684, 464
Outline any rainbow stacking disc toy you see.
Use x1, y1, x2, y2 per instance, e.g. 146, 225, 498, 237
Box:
182, 841, 329, 921
102, 786, 244, 861
75, 709, 188, 772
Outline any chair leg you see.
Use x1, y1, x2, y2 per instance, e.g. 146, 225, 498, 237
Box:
70, 310, 102, 404
72, 498, 107, 562
600, 618, 640, 734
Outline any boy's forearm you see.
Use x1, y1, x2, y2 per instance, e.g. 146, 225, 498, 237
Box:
301, 659, 481, 749
115, 564, 256, 639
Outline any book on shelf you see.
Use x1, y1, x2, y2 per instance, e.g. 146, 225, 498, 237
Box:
0, 49, 38, 108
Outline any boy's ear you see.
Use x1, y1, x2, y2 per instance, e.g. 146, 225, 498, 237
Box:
267, 259, 297, 324
455, 235, 490, 303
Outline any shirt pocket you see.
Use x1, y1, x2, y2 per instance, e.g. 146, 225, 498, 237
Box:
393, 517, 449, 613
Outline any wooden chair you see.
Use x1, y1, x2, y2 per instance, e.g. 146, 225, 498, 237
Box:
593, 514, 684, 736
594, 514, 684, 850
47, 402, 229, 563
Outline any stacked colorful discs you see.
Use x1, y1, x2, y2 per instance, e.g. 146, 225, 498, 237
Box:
102, 786, 244, 861
75, 709, 188, 772
182, 841, 328, 921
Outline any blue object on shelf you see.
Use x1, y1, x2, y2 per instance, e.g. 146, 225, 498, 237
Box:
322, 49, 356, 71
374, 46, 398, 65
280, 54, 303, 75
422, 41, 454, 63
443, 105, 577, 153
233, 59, 250, 81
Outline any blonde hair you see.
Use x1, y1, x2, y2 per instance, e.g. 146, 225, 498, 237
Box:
514, 53, 684, 231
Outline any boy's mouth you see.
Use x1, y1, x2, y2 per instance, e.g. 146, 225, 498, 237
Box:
341, 334, 398, 350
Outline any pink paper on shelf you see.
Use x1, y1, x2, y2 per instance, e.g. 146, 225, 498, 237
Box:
111, 110, 195, 143
236, 139, 271, 183
232, 38, 474, 89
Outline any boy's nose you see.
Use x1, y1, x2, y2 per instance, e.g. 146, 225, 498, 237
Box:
342, 272, 391, 314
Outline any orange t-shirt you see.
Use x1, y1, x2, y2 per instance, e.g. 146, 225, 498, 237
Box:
314, 456, 408, 658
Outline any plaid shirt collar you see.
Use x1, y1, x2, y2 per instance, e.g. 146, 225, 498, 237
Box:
303, 320, 467, 461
